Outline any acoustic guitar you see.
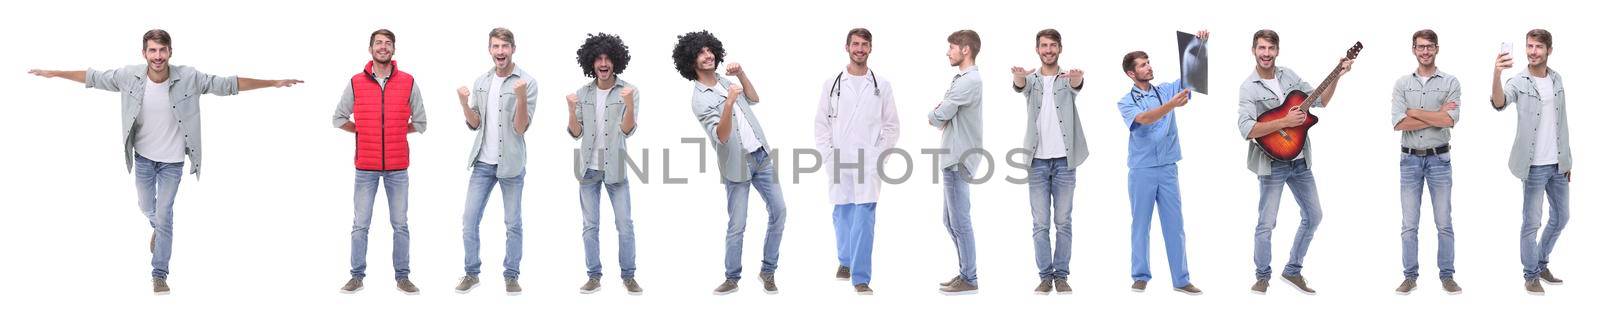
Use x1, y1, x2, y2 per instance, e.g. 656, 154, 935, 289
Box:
1253, 42, 1363, 161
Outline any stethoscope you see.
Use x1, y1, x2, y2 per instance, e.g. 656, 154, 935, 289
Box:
827, 70, 880, 119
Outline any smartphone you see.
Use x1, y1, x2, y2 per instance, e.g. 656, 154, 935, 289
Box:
1500, 42, 1513, 55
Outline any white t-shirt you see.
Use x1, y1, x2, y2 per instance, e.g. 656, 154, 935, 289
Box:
479, 75, 508, 164
715, 83, 762, 153
589, 88, 611, 170
134, 79, 185, 163
1034, 75, 1067, 159
1531, 75, 1559, 166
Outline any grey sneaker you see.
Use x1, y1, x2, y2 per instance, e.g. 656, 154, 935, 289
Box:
1442, 278, 1462, 295
939, 278, 978, 295
713, 279, 739, 295
152, 277, 170, 295
397, 278, 419, 295
579, 278, 601, 294
854, 283, 874, 295
1250, 279, 1269, 294
623, 278, 643, 295
340, 277, 364, 294
1539, 269, 1564, 285
939, 275, 960, 287
1131, 280, 1148, 292
1280, 274, 1317, 295
1526, 279, 1545, 295
454, 275, 480, 294
836, 266, 851, 281
1395, 278, 1417, 295
760, 272, 779, 294
1053, 278, 1072, 295
1033, 280, 1053, 295
506, 278, 522, 295
1175, 284, 1203, 296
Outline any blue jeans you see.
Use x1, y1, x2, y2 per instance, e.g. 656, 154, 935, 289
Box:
1398, 153, 1454, 279
1129, 163, 1190, 288
580, 169, 636, 279
1028, 158, 1074, 280
832, 203, 877, 285
1254, 159, 1323, 280
350, 169, 410, 280
134, 154, 182, 279
942, 165, 978, 284
1521, 164, 1569, 279
724, 148, 786, 280
462, 162, 525, 279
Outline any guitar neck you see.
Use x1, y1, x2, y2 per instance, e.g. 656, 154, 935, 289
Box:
1303, 63, 1344, 106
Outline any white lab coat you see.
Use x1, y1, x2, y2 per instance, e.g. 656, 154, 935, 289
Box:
815, 68, 900, 205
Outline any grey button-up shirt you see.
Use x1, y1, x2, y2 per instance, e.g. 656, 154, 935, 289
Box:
1014, 71, 1088, 169
929, 67, 984, 172
85, 64, 239, 177
1493, 69, 1571, 180
571, 79, 639, 184
330, 73, 427, 133
1237, 67, 1321, 176
1390, 71, 1459, 149
466, 67, 537, 178
691, 76, 770, 183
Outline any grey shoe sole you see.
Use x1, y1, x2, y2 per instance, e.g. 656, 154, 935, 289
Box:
763, 289, 779, 295
579, 287, 600, 294
341, 286, 363, 294
856, 290, 874, 295
713, 287, 739, 295
507, 290, 522, 296
1444, 289, 1462, 295
627, 290, 643, 296
1540, 277, 1564, 285
939, 289, 978, 296
1175, 288, 1203, 296
1280, 276, 1317, 295
1056, 290, 1073, 295
153, 291, 170, 296
455, 282, 479, 294
398, 287, 420, 296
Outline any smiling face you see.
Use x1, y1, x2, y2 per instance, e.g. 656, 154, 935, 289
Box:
370, 34, 394, 64
489, 37, 515, 71
1526, 36, 1550, 68
695, 47, 718, 73
593, 53, 614, 81
847, 34, 872, 66
143, 40, 171, 74
1036, 37, 1060, 66
1411, 37, 1436, 68
1253, 37, 1278, 70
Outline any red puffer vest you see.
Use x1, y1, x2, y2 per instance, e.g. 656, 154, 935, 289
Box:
351, 61, 415, 171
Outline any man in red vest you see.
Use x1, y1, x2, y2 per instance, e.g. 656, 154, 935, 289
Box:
331, 29, 427, 295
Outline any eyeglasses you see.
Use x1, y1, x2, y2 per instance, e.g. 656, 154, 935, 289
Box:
1412, 44, 1439, 51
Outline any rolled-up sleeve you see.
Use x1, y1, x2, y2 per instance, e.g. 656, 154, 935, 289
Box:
1237, 83, 1259, 139
1117, 93, 1142, 131
84, 67, 123, 92
692, 92, 724, 144
192, 70, 239, 96
621, 88, 640, 137
332, 84, 356, 128
409, 81, 427, 133
928, 79, 974, 126
1444, 78, 1461, 123
1390, 80, 1408, 127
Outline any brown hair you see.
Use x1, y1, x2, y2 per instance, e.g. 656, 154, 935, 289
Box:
1252, 29, 1279, 47
1411, 29, 1437, 45
370, 29, 395, 45
142, 29, 171, 50
947, 29, 981, 59
1121, 51, 1149, 73
1527, 29, 1552, 48
489, 27, 515, 46
846, 28, 872, 44
1035, 29, 1061, 46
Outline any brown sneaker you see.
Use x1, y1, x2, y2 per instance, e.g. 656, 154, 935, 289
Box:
1525, 279, 1545, 295
578, 278, 601, 294
1131, 280, 1148, 293
340, 277, 364, 294
836, 266, 851, 281
506, 278, 522, 295
939, 278, 978, 295
939, 275, 960, 287
397, 278, 420, 295
1250, 279, 1269, 294
1539, 269, 1564, 285
1280, 274, 1317, 295
712, 279, 739, 295
854, 283, 874, 295
760, 272, 779, 295
1395, 278, 1417, 295
153, 277, 170, 295
1033, 280, 1053, 295
1441, 278, 1462, 295
454, 275, 480, 294
623, 278, 643, 295
1174, 284, 1203, 296
1054, 278, 1072, 295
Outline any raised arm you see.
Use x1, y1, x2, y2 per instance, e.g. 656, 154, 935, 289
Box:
459, 86, 482, 130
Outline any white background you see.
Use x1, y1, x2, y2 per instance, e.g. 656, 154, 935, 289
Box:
0, 0, 1592, 321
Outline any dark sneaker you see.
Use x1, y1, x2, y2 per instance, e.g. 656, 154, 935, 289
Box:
760, 272, 779, 294
153, 277, 170, 295
854, 283, 874, 295
1442, 278, 1462, 295
397, 278, 419, 295
623, 278, 643, 295
939, 275, 960, 287
454, 275, 480, 294
1526, 279, 1545, 295
836, 266, 850, 281
713, 279, 739, 295
1131, 280, 1148, 293
1540, 269, 1564, 285
1395, 278, 1417, 295
1033, 279, 1053, 295
1175, 284, 1203, 296
340, 277, 364, 294
579, 278, 601, 294
1280, 274, 1317, 295
1250, 279, 1269, 294
506, 278, 522, 295
939, 278, 978, 295
1054, 278, 1072, 295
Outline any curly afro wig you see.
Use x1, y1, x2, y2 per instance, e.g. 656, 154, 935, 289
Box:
576, 33, 630, 78
671, 30, 725, 81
